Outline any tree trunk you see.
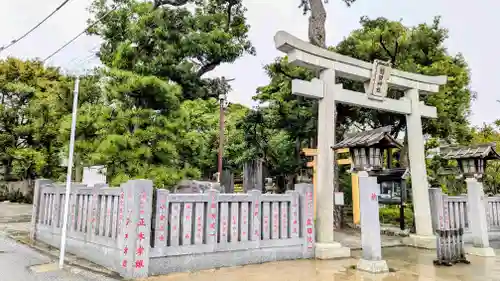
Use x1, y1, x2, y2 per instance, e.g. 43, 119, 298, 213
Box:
307, 0, 327, 48
400, 133, 409, 168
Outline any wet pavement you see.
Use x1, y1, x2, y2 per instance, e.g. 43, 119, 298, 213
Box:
143, 247, 500, 281
0, 234, 117, 281
0, 201, 32, 223
4, 202, 500, 280
334, 228, 404, 249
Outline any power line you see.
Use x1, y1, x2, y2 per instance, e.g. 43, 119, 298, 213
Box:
67, 44, 100, 66
43, 6, 118, 63
0, 0, 74, 54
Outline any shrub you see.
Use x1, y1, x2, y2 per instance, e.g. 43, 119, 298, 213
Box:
379, 205, 414, 228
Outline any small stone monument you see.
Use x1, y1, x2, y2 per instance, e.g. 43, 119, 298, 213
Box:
357, 171, 389, 273
173, 180, 222, 193
82, 165, 107, 187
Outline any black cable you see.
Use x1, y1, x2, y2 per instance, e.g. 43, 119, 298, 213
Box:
43, 6, 118, 63
0, 0, 74, 54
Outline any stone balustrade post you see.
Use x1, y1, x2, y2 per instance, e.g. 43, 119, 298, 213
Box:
295, 183, 315, 258
117, 180, 154, 278
30, 179, 53, 240
466, 178, 495, 257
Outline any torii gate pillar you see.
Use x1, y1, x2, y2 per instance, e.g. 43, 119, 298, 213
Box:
275, 31, 447, 257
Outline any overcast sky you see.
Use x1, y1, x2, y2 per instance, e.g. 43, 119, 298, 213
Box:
0, 0, 497, 126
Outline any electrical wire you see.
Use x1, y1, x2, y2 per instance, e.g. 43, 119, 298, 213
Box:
66, 44, 100, 66
0, 0, 75, 54
42, 6, 118, 63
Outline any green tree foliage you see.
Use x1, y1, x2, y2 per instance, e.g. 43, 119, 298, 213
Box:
60, 68, 248, 188
469, 123, 500, 194
0, 58, 73, 181
88, 0, 255, 100
54, 0, 254, 188
335, 16, 474, 143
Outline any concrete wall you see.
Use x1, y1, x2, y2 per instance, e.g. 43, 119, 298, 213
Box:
30, 179, 154, 279
0, 180, 34, 203
149, 184, 314, 276
30, 179, 315, 278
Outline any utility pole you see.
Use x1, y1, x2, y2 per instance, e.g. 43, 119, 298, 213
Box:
218, 92, 226, 182
59, 76, 80, 269
217, 77, 234, 183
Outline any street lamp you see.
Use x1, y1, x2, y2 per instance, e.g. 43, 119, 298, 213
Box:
442, 142, 500, 179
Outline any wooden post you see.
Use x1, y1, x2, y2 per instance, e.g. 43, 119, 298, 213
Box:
351, 173, 360, 225
302, 148, 358, 223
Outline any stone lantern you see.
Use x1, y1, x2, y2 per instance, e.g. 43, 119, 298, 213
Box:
442, 142, 500, 179
333, 126, 402, 173
441, 142, 500, 257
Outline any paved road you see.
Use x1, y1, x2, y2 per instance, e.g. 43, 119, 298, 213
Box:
0, 235, 117, 281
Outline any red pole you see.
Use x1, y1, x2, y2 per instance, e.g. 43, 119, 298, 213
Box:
218, 94, 225, 182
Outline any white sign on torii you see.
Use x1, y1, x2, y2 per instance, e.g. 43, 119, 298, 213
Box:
274, 31, 447, 258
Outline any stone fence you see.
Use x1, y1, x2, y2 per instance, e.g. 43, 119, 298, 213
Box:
429, 188, 500, 241
30, 180, 315, 278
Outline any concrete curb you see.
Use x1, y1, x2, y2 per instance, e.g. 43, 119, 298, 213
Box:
346, 223, 411, 237
5, 231, 122, 280
0, 215, 32, 223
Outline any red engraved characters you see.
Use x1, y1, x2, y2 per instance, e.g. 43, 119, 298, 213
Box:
208, 201, 217, 236
281, 206, 288, 237
135, 260, 144, 269
221, 218, 228, 237
185, 203, 192, 221
138, 232, 145, 241
241, 206, 248, 237
156, 197, 167, 243
136, 246, 145, 256
196, 216, 203, 239
139, 191, 147, 215
306, 215, 314, 248
273, 206, 279, 235
231, 215, 237, 236
253, 203, 259, 217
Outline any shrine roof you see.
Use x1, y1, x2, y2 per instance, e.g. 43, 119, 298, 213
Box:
441, 142, 500, 160
333, 126, 402, 149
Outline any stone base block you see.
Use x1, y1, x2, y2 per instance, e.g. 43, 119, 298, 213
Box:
402, 234, 436, 249
465, 245, 496, 257
315, 242, 351, 260
356, 259, 389, 274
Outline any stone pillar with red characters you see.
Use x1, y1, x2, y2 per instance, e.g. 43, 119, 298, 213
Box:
117, 180, 154, 278
295, 183, 315, 258
356, 171, 389, 273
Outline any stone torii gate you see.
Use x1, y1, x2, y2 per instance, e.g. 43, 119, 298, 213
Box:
274, 31, 447, 258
